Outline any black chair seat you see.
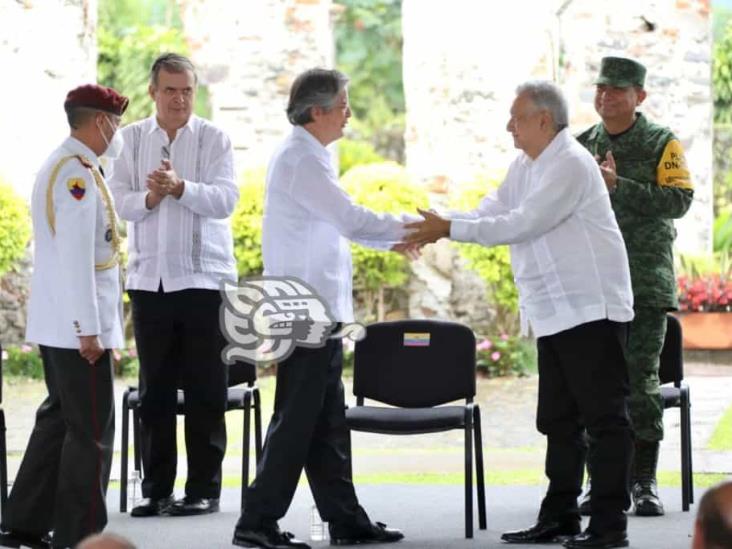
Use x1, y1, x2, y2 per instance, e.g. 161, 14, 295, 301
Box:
126, 386, 255, 411
347, 405, 469, 434
660, 386, 682, 408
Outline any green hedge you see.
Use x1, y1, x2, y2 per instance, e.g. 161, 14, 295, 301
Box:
342, 162, 428, 321
0, 180, 31, 277
448, 175, 518, 330
232, 168, 266, 279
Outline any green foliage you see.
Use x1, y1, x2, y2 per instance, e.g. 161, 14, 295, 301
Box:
714, 21, 732, 125
714, 210, 732, 253
338, 139, 385, 176
475, 335, 536, 378
3, 345, 44, 379
113, 347, 139, 377
0, 181, 31, 277
342, 162, 428, 320
335, 0, 405, 160
232, 168, 266, 279
712, 128, 732, 216
448, 176, 518, 330
98, 0, 211, 124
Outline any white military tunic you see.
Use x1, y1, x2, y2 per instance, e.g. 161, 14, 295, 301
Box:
25, 136, 124, 349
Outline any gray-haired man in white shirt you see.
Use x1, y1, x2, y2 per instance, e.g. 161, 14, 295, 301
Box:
406, 81, 635, 549
233, 68, 409, 549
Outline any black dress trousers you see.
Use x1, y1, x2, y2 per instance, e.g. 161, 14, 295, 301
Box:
535, 319, 633, 535
129, 287, 228, 500
237, 336, 371, 531
2, 346, 115, 548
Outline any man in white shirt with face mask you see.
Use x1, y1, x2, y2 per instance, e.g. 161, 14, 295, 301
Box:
109, 53, 238, 519
0, 84, 127, 549
406, 81, 635, 549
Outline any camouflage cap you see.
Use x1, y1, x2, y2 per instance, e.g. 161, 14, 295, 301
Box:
595, 56, 646, 88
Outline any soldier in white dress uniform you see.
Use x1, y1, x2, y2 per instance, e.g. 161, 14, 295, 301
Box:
0, 84, 128, 549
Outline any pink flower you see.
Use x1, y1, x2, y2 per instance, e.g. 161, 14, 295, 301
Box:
20, 344, 32, 353
129, 348, 138, 359
477, 339, 492, 351
491, 351, 501, 362
500, 333, 509, 341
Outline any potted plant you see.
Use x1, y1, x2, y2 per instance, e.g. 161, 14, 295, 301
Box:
676, 252, 732, 349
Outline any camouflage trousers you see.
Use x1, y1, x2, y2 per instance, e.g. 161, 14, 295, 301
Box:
626, 307, 667, 442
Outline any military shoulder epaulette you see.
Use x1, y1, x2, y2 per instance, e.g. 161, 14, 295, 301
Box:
74, 155, 93, 169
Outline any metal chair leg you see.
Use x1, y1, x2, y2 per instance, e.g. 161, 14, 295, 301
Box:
0, 411, 7, 524
120, 391, 130, 513
474, 406, 486, 530
253, 387, 263, 461
464, 406, 473, 539
242, 390, 252, 511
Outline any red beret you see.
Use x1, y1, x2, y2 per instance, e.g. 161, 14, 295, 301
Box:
64, 84, 129, 116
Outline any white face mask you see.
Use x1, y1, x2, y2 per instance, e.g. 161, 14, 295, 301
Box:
98, 115, 124, 159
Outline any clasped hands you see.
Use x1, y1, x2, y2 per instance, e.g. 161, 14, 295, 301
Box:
145, 159, 184, 208
390, 208, 452, 259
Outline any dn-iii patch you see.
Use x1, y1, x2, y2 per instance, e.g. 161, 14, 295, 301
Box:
656, 139, 692, 189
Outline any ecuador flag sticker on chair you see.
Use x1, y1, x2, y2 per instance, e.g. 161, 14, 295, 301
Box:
403, 332, 430, 347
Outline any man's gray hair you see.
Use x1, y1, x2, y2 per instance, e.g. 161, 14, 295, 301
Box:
287, 68, 349, 126
515, 80, 569, 132
150, 52, 197, 86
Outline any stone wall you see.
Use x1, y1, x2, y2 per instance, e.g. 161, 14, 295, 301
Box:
402, 0, 712, 324
179, 0, 337, 176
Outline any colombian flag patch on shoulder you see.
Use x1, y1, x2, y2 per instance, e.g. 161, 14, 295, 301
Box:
657, 139, 692, 189
67, 178, 86, 200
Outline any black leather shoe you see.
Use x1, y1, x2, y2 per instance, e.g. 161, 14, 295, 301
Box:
632, 480, 664, 517
563, 530, 628, 548
168, 496, 219, 516
0, 530, 51, 549
130, 495, 175, 517
501, 520, 581, 544
329, 521, 403, 545
232, 526, 311, 548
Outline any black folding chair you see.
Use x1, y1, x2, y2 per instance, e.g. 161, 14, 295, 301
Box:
345, 319, 486, 538
0, 344, 7, 523
659, 314, 693, 511
119, 360, 262, 512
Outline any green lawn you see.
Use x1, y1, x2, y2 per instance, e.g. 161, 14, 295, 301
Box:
708, 403, 732, 450
110, 470, 730, 490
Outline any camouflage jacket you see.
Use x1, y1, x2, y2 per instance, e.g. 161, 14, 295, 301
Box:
576, 113, 693, 309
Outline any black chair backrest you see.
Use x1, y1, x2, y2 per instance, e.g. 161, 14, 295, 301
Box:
229, 360, 256, 387
659, 315, 683, 386
353, 319, 476, 408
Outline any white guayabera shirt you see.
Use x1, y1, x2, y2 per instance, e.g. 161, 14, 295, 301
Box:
109, 115, 239, 292
449, 129, 635, 338
262, 126, 411, 322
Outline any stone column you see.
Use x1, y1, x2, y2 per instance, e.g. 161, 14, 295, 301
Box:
179, 0, 336, 175
560, 0, 713, 254
0, 0, 97, 199
402, 0, 713, 324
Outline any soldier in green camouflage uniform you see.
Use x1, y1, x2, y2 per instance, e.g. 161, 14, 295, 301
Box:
576, 57, 693, 517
